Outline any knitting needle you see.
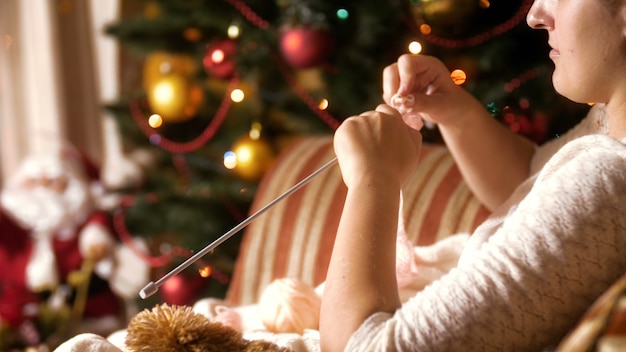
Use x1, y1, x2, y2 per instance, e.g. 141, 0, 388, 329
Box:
139, 156, 338, 299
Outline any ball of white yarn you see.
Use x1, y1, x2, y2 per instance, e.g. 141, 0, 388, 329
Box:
258, 278, 321, 334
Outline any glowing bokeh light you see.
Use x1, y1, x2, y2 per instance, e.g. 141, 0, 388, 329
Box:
408, 41, 422, 55
451, 69, 467, 85
318, 99, 329, 110
224, 151, 237, 169
249, 122, 262, 140
148, 114, 163, 128
199, 266, 212, 278
230, 88, 245, 102
227, 25, 240, 39
249, 129, 261, 140
336, 8, 349, 20
420, 24, 432, 35
211, 49, 225, 64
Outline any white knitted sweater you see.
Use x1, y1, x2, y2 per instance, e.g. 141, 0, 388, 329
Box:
347, 104, 626, 351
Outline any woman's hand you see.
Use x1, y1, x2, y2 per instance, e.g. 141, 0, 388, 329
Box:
323, 104, 421, 352
333, 104, 422, 191
382, 54, 477, 129
383, 54, 537, 211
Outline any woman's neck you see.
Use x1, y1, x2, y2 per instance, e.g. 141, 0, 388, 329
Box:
605, 97, 626, 140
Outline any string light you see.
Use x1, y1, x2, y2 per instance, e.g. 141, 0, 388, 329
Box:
131, 0, 342, 157
408, 41, 423, 54
211, 49, 226, 64
419, 24, 432, 35
318, 99, 329, 110
249, 122, 262, 140
227, 24, 240, 39
451, 69, 467, 85
138, 0, 532, 158
223, 151, 237, 169
148, 114, 163, 128
230, 88, 245, 102
198, 266, 212, 278
336, 8, 349, 20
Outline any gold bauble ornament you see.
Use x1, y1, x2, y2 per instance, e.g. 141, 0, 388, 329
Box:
411, 0, 480, 30
231, 135, 275, 182
147, 74, 203, 123
142, 52, 196, 91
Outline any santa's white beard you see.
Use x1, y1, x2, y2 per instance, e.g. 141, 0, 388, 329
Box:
2, 180, 93, 290
1, 180, 91, 235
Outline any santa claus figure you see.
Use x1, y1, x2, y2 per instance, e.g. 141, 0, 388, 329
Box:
0, 150, 148, 347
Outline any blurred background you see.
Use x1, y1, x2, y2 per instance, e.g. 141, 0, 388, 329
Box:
0, 0, 591, 348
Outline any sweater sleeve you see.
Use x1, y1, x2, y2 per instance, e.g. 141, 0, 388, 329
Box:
345, 135, 626, 351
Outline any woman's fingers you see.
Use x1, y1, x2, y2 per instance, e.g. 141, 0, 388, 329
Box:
382, 63, 400, 104
374, 104, 400, 116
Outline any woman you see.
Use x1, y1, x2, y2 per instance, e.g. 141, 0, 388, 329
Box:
320, 0, 626, 350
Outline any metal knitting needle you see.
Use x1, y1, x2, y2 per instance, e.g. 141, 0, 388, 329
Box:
139, 156, 338, 299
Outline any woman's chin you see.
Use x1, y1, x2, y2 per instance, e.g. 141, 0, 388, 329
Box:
552, 78, 586, 104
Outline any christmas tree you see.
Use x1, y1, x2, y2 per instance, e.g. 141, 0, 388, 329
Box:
104, 0, 589, 306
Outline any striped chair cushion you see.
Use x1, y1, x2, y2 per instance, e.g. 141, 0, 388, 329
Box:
226, 135, 491, 306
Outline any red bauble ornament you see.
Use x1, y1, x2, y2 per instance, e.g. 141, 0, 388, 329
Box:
203, 39, 237, 80
159, 275, 209, 306
279, 27, 334, 69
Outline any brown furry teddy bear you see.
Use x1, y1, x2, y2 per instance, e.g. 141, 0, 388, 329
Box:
125, 304, 289, 352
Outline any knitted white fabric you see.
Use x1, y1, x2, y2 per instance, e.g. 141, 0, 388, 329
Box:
530, 104, 609, 174
346, 104, 626, 351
